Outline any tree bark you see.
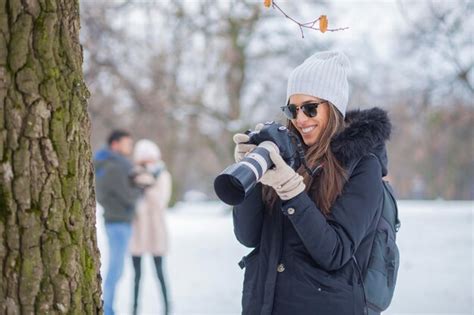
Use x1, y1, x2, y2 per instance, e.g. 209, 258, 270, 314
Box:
0, 0, 102, 314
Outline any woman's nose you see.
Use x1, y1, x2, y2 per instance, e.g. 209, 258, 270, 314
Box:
295, 109, 308, 123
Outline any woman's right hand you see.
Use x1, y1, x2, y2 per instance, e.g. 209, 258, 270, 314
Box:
233, 133, 256, 163
233, 123, 264, 163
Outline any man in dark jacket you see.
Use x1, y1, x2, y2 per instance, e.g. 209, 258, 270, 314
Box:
94, 130, 149, 315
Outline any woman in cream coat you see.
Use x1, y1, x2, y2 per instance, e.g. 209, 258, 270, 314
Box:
129, 139, 172, 315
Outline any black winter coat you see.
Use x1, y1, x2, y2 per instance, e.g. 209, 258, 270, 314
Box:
233, 108, 391, 315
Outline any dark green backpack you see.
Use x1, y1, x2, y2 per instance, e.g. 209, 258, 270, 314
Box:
354, 179, 401, 314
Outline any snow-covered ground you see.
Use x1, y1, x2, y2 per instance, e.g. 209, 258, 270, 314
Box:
97, 200, 473, 315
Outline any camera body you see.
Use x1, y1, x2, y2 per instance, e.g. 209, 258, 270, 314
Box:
246, 121, 301, 171
214, 121, 302, 206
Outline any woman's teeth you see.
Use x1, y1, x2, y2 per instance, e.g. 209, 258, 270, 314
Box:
301, 126, 316, 134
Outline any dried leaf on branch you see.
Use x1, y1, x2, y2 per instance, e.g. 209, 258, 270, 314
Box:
264, 1, 348, 37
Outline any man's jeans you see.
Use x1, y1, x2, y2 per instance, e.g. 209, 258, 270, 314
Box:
104, 223, 132, 315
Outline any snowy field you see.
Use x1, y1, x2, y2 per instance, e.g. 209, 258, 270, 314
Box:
96, 200, 473, 315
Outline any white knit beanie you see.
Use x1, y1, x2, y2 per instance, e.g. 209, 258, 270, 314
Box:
286, 50, 350, 117
134, 139, 161, 162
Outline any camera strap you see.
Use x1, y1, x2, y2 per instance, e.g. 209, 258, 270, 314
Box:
288, 132, 322, 177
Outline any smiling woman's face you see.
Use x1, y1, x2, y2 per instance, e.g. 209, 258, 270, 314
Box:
288, 94, 330, 146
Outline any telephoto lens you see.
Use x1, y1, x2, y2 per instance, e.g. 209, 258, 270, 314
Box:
214, 141, 279, 206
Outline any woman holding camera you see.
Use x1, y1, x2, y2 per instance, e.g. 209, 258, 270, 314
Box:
232, 51, 391, 315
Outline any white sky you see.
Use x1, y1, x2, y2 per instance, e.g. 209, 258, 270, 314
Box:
330, 0, 402, 57
275, 0, 403, 61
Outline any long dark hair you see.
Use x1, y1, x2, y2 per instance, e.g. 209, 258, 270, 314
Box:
262, 103, 347, 215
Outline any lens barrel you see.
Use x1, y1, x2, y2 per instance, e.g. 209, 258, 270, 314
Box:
214, 141, 278, 205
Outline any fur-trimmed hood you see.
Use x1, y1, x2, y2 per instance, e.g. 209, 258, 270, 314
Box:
331, 107, 391, 176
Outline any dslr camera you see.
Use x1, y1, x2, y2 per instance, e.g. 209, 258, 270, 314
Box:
214, 121, 304, 206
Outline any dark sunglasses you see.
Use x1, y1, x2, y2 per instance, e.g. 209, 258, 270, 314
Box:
280, 100, 327, 120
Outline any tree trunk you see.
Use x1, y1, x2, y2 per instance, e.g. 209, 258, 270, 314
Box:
0, 0, 102, 314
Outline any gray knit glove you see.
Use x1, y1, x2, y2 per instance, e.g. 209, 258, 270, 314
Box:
259, 145, 306, 200
233, 133, 256, 163
233, 123, 264, 163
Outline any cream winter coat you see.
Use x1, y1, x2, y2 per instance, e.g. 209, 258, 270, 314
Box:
129, 168, 172, 256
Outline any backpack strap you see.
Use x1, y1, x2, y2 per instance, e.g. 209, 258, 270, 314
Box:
382, 180, 401, 232
352, 256, 369, 315
351, 152, 385, 315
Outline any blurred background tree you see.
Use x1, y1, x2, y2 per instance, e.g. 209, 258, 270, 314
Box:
80, 0, 473, 203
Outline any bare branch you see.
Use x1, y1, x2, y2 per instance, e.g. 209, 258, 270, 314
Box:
271, 1, 348, 38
